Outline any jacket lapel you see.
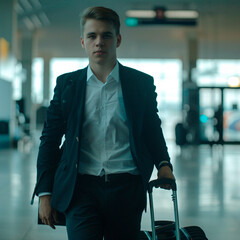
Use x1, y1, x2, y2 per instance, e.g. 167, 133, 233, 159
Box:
67, 68, 87, 135
119, 64, 145, 133
119, 64, 134, 126
76, 68, 87, 127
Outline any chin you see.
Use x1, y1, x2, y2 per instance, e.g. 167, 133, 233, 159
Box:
94, 58, 108, 64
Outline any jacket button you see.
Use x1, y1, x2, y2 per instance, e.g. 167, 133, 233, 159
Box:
62, 99, 66, 103
76, 137, 79, 142
76, 164, 78, 169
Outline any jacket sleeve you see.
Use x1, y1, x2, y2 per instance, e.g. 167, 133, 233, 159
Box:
142, 77, 172, 170
31, 76, 66, 203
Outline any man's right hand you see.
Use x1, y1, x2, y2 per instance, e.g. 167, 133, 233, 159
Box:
39, 195, 58, 229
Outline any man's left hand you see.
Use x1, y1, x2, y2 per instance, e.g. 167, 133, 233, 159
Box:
157, 166, 175, 190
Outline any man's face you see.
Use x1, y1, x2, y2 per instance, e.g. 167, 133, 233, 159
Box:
81, 19, 121, 66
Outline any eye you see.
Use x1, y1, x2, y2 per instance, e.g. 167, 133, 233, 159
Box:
87, 34, 96, 39
103, 33, 112, 39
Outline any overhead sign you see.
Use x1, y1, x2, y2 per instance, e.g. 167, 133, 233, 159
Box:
125, 8, 198, 26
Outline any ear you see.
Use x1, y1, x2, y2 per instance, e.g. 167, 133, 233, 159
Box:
81, 37, 85, 49
116, 34, 122, 48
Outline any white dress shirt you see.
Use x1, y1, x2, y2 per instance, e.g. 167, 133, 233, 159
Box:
78, 62, 139, 176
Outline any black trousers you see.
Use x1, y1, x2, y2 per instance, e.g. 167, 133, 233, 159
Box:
65, 173, 146, 240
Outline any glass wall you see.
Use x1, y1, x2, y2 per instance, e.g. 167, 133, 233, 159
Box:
49, 58, 182, 109
196, 60, 240, 87
196, 60, 240, 143
50, 58, 89, 99
223, 89, 240, 141
119, 59, 182, 110
12, 58, 44, 104
29, 58, 240, 143
32, 58, 43, 104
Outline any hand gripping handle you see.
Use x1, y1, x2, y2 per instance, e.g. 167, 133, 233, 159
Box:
148, 178, 177, 193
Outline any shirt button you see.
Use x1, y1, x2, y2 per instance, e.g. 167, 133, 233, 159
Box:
76, 164, 78, 169
76, 137, 79, 142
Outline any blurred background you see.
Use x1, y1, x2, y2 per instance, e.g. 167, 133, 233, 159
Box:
0, 0, 240, 239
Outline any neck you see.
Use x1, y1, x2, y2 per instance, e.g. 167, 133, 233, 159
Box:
89, 60, 117, 83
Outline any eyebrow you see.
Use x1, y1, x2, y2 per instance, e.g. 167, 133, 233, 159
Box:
86, 31, 113, 36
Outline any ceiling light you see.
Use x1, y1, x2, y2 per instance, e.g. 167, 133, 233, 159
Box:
165, 10, 199, 19
39, 12, 50, 25
22, 17, 35, 30
31, 15, 42, 28
228, 76, 240, 87
30, 0, 42, 9
15, 3, 24, 14
20, 0, 33, 11
126, 10, 156, 18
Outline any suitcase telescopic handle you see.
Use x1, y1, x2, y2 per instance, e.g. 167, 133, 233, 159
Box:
148, 178, 181, 240
148, 178, 177, 193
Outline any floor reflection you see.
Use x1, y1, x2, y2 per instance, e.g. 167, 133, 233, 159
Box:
0, 143, 240, 239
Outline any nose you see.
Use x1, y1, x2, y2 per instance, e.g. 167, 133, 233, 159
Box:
96, 36, 104, 46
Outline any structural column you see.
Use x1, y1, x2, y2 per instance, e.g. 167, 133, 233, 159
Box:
0, 0, 18, 147
182, 36, 200, 144
0, 0, 17, 56
188, 37, 198, 82
20, 30, 37, 131
43, 55, 51, 103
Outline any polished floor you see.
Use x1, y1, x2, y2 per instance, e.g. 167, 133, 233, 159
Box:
0, 138, 240, 240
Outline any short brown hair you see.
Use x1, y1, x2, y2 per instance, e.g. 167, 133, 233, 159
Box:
80, 6, 120, 35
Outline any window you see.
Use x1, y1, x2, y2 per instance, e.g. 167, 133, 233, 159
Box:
50, 58, 89, 99
32, 58, 44, 103
196, 59, 240, 87
119, 58, 182, 109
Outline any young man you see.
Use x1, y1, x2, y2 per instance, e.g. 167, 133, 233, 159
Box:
32, 6, 175, 240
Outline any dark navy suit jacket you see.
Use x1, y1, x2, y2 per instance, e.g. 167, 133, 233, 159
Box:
32, 63, 171, 212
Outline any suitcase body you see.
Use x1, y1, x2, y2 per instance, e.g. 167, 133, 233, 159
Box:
141, 179, 208, 240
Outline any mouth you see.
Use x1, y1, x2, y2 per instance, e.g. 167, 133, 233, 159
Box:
94, 50, 106, 56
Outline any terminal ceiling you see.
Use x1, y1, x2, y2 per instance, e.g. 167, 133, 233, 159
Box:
16, 0, 240, 58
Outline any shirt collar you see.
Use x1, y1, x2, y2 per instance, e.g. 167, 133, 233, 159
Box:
87, 62, 119, 83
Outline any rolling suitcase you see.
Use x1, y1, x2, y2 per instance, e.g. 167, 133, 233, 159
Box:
140, 178, 208, 240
